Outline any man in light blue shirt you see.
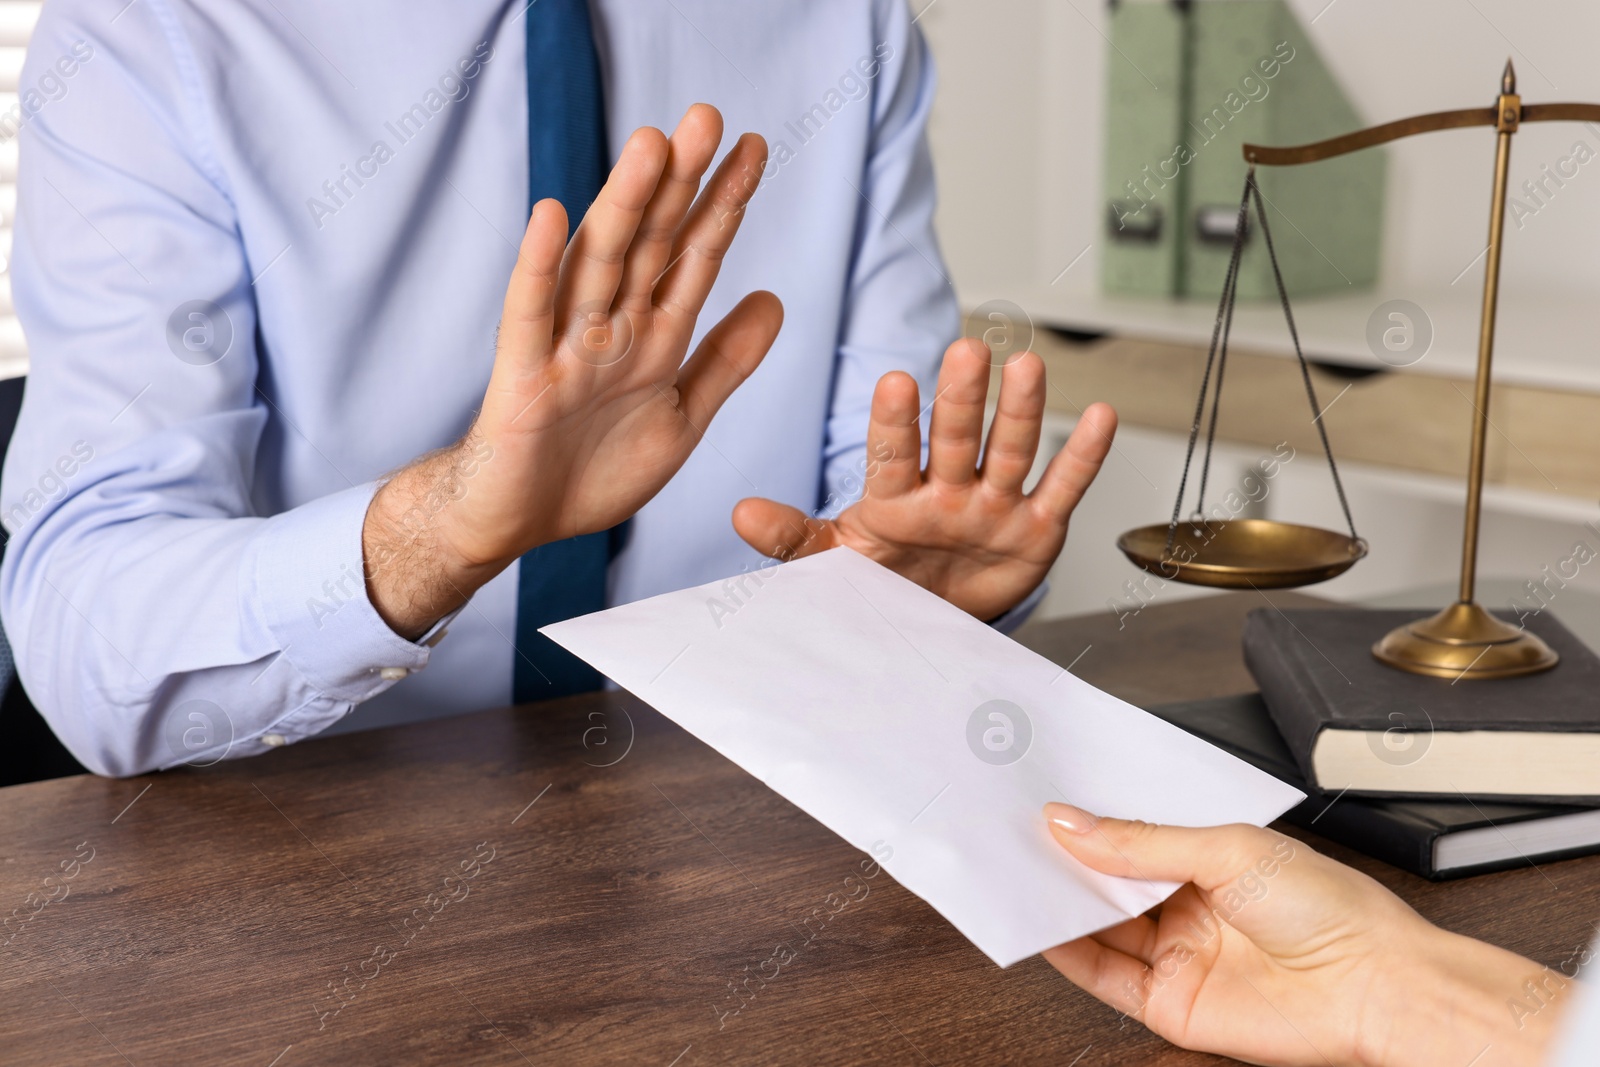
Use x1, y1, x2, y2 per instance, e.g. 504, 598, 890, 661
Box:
0, 0, 1117, 777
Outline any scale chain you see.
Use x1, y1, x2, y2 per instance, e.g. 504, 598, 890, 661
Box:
1164, 168, 1361, 558
1165, 170, 1253, 555
1247, 173, 1361, 544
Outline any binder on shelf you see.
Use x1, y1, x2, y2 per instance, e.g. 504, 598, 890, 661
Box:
1100, 0, 1187, 297
1101, 0, 1385, 300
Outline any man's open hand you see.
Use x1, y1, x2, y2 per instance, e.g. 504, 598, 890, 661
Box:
364, 104, 782, 637
732, 339, 1116, 621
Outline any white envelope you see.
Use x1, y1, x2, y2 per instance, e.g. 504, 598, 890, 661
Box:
543, 547, 1304, 967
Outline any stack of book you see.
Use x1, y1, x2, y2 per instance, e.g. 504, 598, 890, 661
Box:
1148, 608, 1600, 879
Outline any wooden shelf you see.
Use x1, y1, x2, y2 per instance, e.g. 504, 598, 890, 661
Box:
976, 312, 1600, 502
970, 283, 1600, 397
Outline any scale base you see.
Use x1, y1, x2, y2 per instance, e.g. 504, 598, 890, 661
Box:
1372, 601, 1559, 680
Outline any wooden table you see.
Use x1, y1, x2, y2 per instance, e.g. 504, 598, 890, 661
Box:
3, 592, 1597, 1065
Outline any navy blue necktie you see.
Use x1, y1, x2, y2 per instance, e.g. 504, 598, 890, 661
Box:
513, 0, 611, 703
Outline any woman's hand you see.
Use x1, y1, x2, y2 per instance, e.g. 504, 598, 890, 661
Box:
1041, 803, 1568, 1067
733, 339, 1117, 621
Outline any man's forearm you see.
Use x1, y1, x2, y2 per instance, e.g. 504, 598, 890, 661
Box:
362, 432, 503, 639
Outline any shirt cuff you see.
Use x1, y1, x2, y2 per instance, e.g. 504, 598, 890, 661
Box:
416, 606, 462, 647
244, 481, 436, 705
989, 581, 1048, 635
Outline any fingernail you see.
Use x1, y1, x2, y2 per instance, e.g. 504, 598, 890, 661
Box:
1045, 802, 1097, 834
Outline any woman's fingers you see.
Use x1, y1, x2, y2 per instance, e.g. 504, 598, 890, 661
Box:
1044, 802, 1294, 894
732, 498, 840, 561
615, 104, 724, 315
556, 126, 671, 324
498, 197, 570, 367
925, 338, 991, 486
1042, 937, 1152, 1019
864, 371, 924, 497
1086, 914, 1161, 967
654, 133, 769, 321
978, 351, 1047, 494
1029, 402, 1117, 525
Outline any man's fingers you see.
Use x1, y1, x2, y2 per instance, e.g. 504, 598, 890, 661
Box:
864, 371, 924, 497
1043, 802, 1290, 893
926, 338, 991, 486
732, 498, 840, 561
653, 133, 768, 321
616, 104, 723, 315
498, 198, 570, 364
978, 351, 1046, 494
556, 126, 670, 321
1041, 937, 1151, 1020
675, 289, 783, 432
1029, 402, 1117, 524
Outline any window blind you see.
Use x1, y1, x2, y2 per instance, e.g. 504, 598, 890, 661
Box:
0, 2, 43, 380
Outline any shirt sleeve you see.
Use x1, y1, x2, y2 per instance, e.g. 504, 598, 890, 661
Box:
0, 0, 433, 777
819, 0, 959, 519
1547, 940, 1600, 1067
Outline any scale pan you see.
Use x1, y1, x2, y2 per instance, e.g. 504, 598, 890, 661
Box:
1116, 518, 1367, 590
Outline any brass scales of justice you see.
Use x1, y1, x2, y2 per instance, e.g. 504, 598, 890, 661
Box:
1117, 61, 1598, 681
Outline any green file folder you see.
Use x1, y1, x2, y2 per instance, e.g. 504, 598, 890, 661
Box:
1100, 0, 1385, 301
1100, 0, 1187, 297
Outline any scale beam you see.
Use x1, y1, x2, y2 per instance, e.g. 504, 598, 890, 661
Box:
1243, 103, 1600, 167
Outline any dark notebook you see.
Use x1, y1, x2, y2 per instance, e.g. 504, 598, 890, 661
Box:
1242, 608, 1600, 803
1149, 692, 1600, 879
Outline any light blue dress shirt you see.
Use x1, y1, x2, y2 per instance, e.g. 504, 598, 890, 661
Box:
0, 0, 970, 776
1549, 946, 1600, 1067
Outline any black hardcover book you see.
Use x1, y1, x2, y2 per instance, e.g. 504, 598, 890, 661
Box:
1242, 608, 1600, 803
1148, 692, 1600, 880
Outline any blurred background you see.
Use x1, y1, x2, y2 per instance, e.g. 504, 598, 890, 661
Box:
918, 0, 1600, 631
0, 0, 1597, 638
0, 3, 34, 378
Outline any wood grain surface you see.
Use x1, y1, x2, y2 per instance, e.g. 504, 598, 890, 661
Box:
2, 592, 1597, 1066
